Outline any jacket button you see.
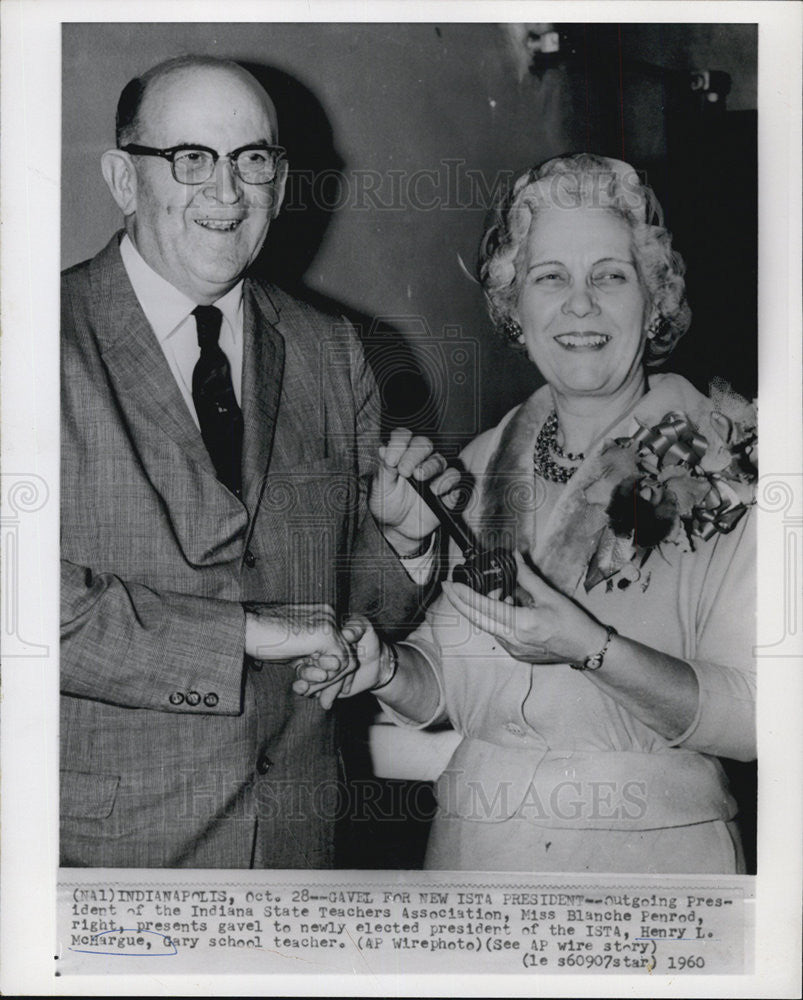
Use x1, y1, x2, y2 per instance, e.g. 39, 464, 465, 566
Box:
186, 691, 201, 706
244, 549, 257, 568
204, 692, 219, 707
169, 692, 185, 706
256, 752, 273, 775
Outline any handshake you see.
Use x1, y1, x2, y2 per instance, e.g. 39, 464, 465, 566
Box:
245, 605, 388, 710
243, 428, 459, 708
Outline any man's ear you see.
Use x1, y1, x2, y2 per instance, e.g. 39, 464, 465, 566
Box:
101, 149, 138, 216
270, 158, 288, 220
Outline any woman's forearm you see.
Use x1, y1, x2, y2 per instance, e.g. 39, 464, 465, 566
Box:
442, 570, 701, 743
373, 643, 443, 725
580, 629, 699, 739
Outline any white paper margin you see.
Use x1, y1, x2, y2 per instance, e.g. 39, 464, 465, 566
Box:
1, 1, 800, 996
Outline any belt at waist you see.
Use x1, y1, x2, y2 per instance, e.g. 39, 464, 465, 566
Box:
434, 739, 736, 830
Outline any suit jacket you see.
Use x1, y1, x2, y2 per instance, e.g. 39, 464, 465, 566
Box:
61, 234, 421, 868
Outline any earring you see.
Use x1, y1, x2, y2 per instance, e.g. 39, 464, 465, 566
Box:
499, 317, 524, 345
646, 315, 662, 340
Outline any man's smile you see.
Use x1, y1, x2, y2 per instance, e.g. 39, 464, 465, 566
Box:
194, 218, 243, 232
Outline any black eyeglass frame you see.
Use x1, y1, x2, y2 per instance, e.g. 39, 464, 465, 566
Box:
119, 142, 287, 185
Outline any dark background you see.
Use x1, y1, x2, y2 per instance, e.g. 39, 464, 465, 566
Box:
63, 22, 757, 872
63, 22, 757, 442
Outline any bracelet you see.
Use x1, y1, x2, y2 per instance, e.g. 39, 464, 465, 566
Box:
570, 625, 618, 672
371, 642, 399, 691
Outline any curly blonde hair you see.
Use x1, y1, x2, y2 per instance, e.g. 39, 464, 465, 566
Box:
477, 153, 691, 365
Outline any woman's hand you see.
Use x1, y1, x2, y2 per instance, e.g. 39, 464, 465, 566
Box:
442, 552, 606, 666
291, 615, 385, 709
294, 615, 445, 725
443, 551, 700, 737
369, 427, 461, 556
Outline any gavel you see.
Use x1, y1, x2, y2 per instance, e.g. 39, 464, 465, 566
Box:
408, 474, 518, 600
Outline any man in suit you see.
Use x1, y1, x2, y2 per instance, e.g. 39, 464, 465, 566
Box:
61, 55, 443, 868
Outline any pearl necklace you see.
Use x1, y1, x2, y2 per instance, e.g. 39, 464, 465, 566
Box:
532, 410, 586, 484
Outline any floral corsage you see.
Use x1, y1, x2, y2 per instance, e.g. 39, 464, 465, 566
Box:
583, 379, 757, 593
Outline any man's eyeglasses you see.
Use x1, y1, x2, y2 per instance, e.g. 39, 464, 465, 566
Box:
120, 143, 287, 185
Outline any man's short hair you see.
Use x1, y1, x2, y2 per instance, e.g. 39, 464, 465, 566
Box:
115, 55, 251, 147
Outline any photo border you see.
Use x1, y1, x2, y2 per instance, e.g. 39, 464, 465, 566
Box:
1, 1, 800, 995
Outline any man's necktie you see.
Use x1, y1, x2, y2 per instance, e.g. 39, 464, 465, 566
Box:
191, 305, 243, 497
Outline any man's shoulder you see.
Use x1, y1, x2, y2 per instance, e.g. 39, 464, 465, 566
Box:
245, 278, 358, 344
62, 233, 124, 294
61, 252, 96, 293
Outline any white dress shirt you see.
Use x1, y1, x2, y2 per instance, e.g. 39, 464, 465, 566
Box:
120, 233, 243, 429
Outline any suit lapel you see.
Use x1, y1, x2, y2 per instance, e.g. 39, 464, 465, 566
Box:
241, 280, 285, 515
86, 238, 290, 519
90, 236, 216, 476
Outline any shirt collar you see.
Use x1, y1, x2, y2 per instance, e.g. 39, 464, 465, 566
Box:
119, 233, 243, 343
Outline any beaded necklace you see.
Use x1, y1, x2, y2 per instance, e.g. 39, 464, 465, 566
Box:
532, 410, 586, 484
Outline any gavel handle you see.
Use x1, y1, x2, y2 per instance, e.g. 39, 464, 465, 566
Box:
407, 474, 478, 556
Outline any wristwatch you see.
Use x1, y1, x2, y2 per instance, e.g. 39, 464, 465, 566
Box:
571, 625, 617, 672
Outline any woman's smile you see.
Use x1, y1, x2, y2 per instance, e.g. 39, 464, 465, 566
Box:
553, 332, 612, 350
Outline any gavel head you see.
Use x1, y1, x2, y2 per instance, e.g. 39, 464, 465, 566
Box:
453, 547, 518, 599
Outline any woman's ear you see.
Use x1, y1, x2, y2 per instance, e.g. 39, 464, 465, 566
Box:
101, 149, 138, 216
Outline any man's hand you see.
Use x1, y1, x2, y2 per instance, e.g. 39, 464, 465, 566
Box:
244, 603, 355, 674
369, 427, 461, 556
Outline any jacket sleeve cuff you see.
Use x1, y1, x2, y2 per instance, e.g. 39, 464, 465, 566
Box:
156, 594, 247, 715
665, 657, 756, 761
374, 637, 448, 729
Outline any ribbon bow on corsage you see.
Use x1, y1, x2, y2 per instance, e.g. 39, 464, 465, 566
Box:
582, 391, 757, 593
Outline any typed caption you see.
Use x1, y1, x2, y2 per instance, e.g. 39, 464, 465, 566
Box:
57, 869, 751, 976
